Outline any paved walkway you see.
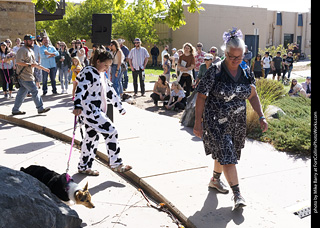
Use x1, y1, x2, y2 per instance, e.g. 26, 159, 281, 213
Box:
0, 68, 311, 227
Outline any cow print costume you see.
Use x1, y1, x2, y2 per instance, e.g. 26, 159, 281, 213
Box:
196, 60, 255, 165
74, 66, 126, 171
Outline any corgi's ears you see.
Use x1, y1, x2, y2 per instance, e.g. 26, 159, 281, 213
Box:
83, 181, 88, 191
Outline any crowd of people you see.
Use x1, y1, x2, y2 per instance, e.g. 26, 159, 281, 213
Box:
0, 27, 310, 210
149, 41, 311, 106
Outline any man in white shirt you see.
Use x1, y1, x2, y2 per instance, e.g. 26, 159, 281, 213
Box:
128, 38, 149, 96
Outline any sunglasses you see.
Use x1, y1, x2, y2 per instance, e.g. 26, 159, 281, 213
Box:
210, 50, 216, 53
204, 59, 212, 61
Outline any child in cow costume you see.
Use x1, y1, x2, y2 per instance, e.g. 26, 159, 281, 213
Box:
73, 49, 132, 175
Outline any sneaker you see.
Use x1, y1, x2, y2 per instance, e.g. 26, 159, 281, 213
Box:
209, 177, 229, 194
12, 111, 26, 115
232, 192, 247, 209
61, 89, 65, 94
38, 107, 51, 114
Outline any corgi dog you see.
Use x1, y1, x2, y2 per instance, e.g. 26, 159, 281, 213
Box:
20, 165, 94, 208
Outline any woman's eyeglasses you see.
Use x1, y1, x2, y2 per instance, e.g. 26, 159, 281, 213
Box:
227, 52, 243, 61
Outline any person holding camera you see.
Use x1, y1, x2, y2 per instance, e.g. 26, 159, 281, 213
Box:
12, 34, 51, 115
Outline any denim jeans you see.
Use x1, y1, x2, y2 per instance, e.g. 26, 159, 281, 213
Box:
12, 79, 44, 112
111, 64, 123, 96
121, 68, 128, 90
283, 65, 293, 79
264, 68, 270, 78
152, 55, 158, 66
58, 65, 69, 91
42, 67, 57, 94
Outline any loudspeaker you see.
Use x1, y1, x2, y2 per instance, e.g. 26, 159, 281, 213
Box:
92, 14, 112, 45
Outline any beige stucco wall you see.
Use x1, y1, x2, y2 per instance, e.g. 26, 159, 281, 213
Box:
170, 4, 311, 57
172, 7, 199, 51
197, 4, 268, 54
0, 0, 36, 42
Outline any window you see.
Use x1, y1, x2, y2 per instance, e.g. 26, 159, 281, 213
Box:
298, 14, 303, 26
276, 12, 282, 26
284, 34, 294, 49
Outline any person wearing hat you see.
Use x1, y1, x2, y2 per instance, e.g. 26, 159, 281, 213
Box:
12, 34, 51, 115
195, 53, 216, 86
128, 38, 150, 96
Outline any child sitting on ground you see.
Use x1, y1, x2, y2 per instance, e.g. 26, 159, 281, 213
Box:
164, 81, 187, 111
71, 56, 82, 101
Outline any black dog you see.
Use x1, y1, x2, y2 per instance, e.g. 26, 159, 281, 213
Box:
20, 165, 94, 208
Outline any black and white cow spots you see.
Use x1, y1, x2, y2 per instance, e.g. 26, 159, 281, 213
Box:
74, 66, 126, 171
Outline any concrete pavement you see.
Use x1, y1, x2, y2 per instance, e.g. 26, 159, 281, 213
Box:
0, 122, 178, 228
0, 68, 311, 227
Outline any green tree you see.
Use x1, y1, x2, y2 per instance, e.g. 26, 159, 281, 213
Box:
113, 0, 163, 44
33, 0, 204, 30
37, 0, 114, 44
36, 0, 173, 45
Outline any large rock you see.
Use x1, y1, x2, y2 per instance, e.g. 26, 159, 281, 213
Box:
0, 166, 82, 228
181, 92, 198, 127
265, 105, 286, 119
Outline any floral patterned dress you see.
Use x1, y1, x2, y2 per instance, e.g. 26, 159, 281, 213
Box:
196, 60, 255, 165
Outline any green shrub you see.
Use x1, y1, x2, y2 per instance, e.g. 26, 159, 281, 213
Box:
255, 78, 286, 112
258, 44, 287, 58
247, 94, 311, 156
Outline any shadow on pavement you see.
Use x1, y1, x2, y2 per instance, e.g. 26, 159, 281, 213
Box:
89, 180, 126, 196
188, 189, 244, 228
4, 141, 55, 154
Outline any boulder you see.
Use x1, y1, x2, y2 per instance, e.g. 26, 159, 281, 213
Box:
181, 92, 198, 127
265, 105, 286, 119
0, 166, 82, 228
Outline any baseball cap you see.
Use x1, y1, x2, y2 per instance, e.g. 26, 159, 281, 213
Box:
134, 38, 141, 42
172, 48, 177, 51
24, 34, 35, 41
81, 39, 86, 43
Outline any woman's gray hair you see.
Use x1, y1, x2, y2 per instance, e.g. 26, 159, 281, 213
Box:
221, 37, 246, 54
